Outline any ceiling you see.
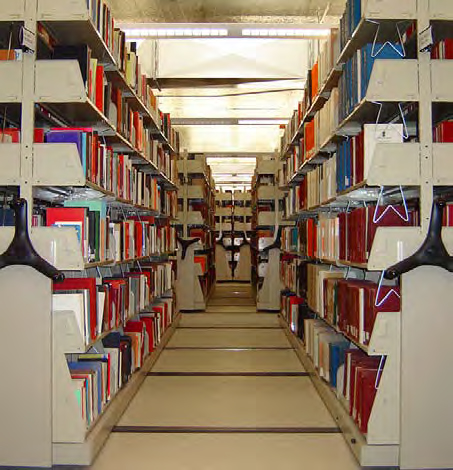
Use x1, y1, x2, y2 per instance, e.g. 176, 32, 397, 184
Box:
110, 0, 345, 24
114, 0, 346, 183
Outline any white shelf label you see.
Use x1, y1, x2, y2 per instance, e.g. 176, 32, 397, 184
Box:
419, 26, 433, 53
21, 27, 35, 53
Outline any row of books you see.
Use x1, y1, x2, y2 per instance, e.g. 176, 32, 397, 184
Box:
280, 255, 304, 295
306, 157, 337, 209
284, 158, 337, 216
82, 2, 162, 124
46, 127, 174, 207
433, 120, 453, 143
52, 45, 178, 168
339, 0, 362, 51
294, 205, 415, 265
64, 297, 173, 428
338, 205, 416, 264
281, 292, 305, 334
313, 87, 339, 154
281, 226, 299, 253
280, 288, 384, 436
290, 202, 453, 268
323, 277, 400, 345
0, 125, 176, 199
53, 269, 174, 345
431, 39, 453, 60
46, 204, 176, 263
337, 124, 403, 193
317, 30, 341, 91
285, 123, 405, 206
338, 43, 404, 123
304, 318, 381, 434
280, 30, 340, 155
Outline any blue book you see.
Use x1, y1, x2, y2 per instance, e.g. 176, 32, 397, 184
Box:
67, 361, 103, 417
345, 140, 352, 190
0, 208, 15, 226
352, 0, 362, 32
336, 145, 344, 192
329, 341, 351, 388
46, 130, 84, 160
81, 132, 87, 177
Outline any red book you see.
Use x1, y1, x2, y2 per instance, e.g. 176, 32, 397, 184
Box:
444, 38, 453, 59
134, 221, 144, 258
337, 280, 350, 334
95, 65, 105, 113
367, 205, 414, 259
124, 321, 146, 359
348, 355, 380, 416
34, 129, 45, 143
344, 349, 365, 398
0, 128, 20, 143
363, 285, 400, 345
358, 367, 379, 433
194, 256, 207, 274
139, 316, 156, 353
53, 277, 97, 341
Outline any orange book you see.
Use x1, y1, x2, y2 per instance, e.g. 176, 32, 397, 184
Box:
0, 49, 17, 61
304, 121, 315, 159
311, 62, 319, 100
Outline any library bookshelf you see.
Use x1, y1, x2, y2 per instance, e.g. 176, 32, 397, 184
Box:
175, 154, 216, 310
215, 189, 252, 282
0, 0, 180, 466
279, 1, 453, 469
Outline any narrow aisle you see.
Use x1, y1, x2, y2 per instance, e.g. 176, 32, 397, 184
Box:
91, 283, 360, 470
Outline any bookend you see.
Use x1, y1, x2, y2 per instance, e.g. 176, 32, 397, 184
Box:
0, 198, 64, 282
257, 226, 283, 310
235, 232, 252, 282
215, 231, 228, 247
177, 235, 201, 260
237, 231, 251, 248
384, 199, 453, 279
176, 236, 205, 310
261, 226, 283, 253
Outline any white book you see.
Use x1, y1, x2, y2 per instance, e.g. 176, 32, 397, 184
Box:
96, 291, 106, 336
52, 293, 87, 345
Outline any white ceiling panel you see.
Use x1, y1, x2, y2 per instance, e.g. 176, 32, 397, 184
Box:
177, 125, 282, 153
138, 38, 309, 79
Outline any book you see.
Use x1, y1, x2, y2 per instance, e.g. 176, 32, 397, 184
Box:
46, 207, 88, 259
53, 278, 98, 341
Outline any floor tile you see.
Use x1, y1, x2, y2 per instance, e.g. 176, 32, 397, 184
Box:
91, 433, 359, 470
118, 376, 335, 427
179, 313, 280, 327
203, 308, 258, 314
167, 328, 291, 348
152, 349, 305, 373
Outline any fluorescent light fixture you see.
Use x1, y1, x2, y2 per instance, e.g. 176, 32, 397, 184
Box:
238, 119, 288, 125
122, 24, 333, 41
242, 28, 330, 38
207, 157, 256, 164
124, 27, 231, 39
236, 79, 306, 89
